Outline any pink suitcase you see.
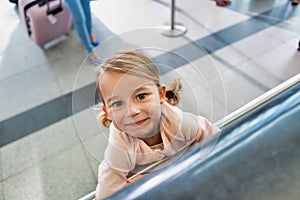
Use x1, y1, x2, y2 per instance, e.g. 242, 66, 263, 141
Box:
19, 0, 72, 47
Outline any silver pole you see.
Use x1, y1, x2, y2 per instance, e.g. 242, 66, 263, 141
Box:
171, 0, 175, 30
162, 0, 187, 37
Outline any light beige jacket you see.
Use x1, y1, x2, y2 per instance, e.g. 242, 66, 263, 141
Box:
96, 102, 215, 199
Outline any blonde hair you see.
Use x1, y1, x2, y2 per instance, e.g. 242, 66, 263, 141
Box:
96, 50, 182, 128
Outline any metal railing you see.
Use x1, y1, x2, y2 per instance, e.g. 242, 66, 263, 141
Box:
215, 73, 300, 129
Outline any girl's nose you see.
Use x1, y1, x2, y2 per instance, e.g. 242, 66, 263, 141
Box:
127, 101, 141, 116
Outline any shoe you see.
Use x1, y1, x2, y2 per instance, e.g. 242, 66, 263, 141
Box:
91, 40, 100, 47
90, 33, 100, 47
88, 54, 102, 66
89, 57, 102, 66
292, 0, 299, 6
215, 0, 231, 6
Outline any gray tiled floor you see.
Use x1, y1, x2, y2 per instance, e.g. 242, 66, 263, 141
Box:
0, 64, 62, 121
1, 0, 300, 199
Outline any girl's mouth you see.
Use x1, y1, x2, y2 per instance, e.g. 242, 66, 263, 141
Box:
127, 118, 150, 126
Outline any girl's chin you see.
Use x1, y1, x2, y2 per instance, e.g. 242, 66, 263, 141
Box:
123, 122, 160, 138
126, 129, 157, 139
126, 132, 152, 139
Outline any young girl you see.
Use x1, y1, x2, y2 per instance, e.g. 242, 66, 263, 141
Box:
95, 50, 218, 199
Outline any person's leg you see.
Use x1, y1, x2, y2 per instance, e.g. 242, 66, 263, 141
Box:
65, 0, 94, 52
81, 0, 99, 46
81, 0, 92, 34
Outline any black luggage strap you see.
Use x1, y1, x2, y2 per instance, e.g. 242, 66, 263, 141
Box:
23, 0, 63, 36
44, 0, 63, 16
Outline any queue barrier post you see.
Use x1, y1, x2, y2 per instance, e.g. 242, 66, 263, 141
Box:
161, 0, 187, 37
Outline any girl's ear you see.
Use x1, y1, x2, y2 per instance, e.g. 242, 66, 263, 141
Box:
159, 85, 166, 104
102, 104, 111, 120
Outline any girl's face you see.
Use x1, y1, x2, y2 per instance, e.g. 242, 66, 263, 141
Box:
99, 71, 166, 139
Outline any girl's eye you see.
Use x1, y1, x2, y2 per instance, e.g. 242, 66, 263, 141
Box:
136, 93, 148, 101
110, 101, 123, 108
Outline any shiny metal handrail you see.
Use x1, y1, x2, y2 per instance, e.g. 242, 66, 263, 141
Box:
78, 190, 96, 200
215, 73, 300, 129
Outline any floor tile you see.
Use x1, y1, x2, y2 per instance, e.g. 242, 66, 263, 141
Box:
0, 19, 28, 53
189, 5, 250, 34
95, 27, 193, 57
2, 145, 96, 200
0, 65, 62, 121
277, 14, 300, 34
49, 50, 92, 94
161, 56, 229, 122
231, 27, 284, 61
176, 0, 214, 13
1, 117, 80, 180
230, 0, 289, 16
83, 133, 109, 177
213, 44, 249, 67
43, 31, 85, 63
0, 41, 49, 81
263, 25, 299, 43
0, 2, 21, 49
72, 108, 109, 162
0, 181, 4, 200
0, 151, 3, 198
91, 0, 169, 34
208, 68, 265, 113
213, 25, 299, 67
285, 36, 300, 49
162, 54, 229, 89
252, 40, 300, 82
180, 84, 228, 123
0, 151, 2, 181
237, 59, 282, 90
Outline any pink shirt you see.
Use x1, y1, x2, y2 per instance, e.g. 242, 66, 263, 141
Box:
96, 103, 215, 199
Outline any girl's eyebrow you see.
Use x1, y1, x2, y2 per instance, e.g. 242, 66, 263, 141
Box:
134, 83, 154, 93
107, 96, 121, 104
134, 86, 150, 93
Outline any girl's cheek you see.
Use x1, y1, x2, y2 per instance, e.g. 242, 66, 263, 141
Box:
110, 112, 122, 123
149, 103, 161, 115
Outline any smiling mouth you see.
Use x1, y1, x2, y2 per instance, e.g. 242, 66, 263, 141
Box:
126, 118, 150, 126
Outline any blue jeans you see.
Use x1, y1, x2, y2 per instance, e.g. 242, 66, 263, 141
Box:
65, 0, 94, 53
